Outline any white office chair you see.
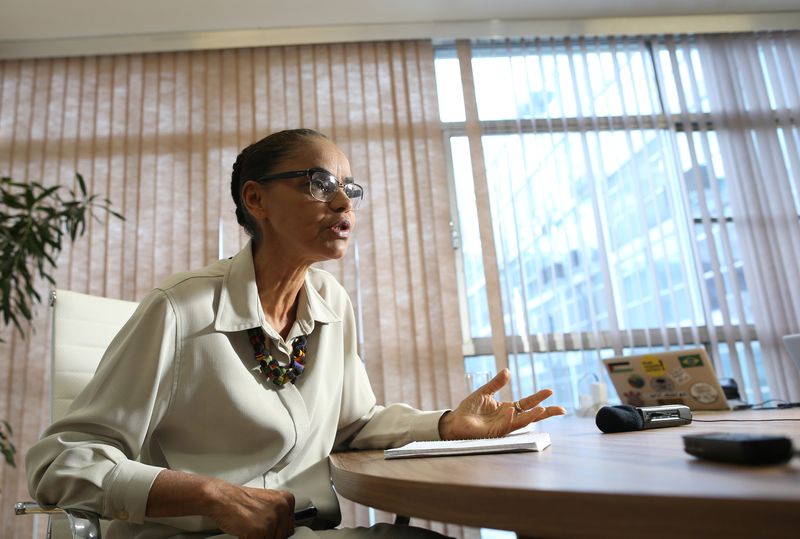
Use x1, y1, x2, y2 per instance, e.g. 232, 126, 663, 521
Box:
16, 289, 139, 539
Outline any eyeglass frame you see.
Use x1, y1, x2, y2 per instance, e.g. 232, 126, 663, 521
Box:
251, 167, 364, 209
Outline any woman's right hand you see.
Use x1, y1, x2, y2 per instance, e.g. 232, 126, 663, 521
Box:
205, 480, 296, 539
147, 469, 296, 539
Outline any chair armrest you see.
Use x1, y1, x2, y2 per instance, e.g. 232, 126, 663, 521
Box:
15, 501, 102, 539
16, 500, 317, 537
14, 502, 317, 539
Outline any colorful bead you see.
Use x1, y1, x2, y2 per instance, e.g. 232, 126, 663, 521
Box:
247, 327, 308, 387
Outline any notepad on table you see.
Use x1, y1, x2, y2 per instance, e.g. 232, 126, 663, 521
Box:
384, 430, 551, 459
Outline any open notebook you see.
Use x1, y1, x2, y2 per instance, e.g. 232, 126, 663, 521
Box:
384, 428, 551, 459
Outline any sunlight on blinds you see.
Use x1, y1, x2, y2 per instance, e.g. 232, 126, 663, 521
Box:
438, 32, 800, 409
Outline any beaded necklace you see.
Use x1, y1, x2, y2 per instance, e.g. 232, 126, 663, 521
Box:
247, 327, 308, 386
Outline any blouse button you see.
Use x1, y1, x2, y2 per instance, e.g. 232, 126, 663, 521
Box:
117, 510, 130, 520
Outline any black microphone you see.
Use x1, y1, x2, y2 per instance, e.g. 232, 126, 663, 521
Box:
595, 404, 692, 433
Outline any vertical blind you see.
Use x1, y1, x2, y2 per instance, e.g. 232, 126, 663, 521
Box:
443, 32, 800, 409
0, 41, 473, 538
697, 33, 800, 401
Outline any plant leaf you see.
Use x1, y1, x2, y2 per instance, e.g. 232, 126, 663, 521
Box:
0, 172, 124, 341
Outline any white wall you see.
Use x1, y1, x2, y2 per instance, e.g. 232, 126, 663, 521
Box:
1, 1, 800, 59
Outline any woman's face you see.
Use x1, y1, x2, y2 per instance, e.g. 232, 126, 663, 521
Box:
248, 137, 357, 265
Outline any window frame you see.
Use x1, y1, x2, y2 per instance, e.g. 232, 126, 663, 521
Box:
436, 38, 761, 394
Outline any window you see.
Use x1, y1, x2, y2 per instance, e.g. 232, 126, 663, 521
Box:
434, 36, 794, 409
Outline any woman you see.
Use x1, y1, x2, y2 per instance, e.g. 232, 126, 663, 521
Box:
27, 129, 565, 539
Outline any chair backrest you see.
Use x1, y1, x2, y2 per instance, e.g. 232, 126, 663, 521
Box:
51, 289, 138, 422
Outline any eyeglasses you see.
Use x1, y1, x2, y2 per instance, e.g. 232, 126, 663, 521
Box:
253, 167, 364, 210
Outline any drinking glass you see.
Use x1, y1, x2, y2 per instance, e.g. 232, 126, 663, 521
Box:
465, 371, 491, 395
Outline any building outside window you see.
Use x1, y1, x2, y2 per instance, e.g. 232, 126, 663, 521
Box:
433, 37, 783, 409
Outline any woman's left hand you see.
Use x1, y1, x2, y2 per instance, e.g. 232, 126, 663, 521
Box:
438, 368, 566, 440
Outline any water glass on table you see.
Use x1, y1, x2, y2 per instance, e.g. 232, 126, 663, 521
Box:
465, 371, 491, 396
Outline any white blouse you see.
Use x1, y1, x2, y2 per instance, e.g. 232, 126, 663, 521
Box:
26, 241, 444, 538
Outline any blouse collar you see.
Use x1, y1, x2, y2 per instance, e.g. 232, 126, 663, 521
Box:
214, 240, 340, 334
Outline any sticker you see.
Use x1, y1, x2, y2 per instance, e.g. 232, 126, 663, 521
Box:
641, 357, 666, 375
650, 376, 675, 392
627, 374, 645, 388
668, 367, 691, 385
623, 391, 645, 407
679, 354, 704, 368
690, 382, 719, 404
608, 361, 633, 373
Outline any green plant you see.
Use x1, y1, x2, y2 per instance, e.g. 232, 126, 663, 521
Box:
0, 173, 123, 336
0, 173, 124, 466
1, 420, 15, 467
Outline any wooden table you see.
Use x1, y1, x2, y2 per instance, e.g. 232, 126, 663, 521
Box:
329, 409, 800, 538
